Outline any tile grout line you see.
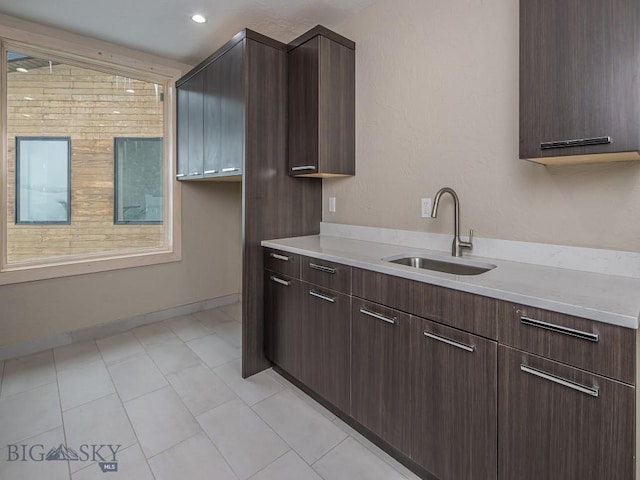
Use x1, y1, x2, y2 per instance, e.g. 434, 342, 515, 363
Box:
329, 417, 414, 480
52, 346, 73, 480
158, 304, 297, 480
0, 360, 4, 397
309, 435, 351, 474
95, 334, 159, 480
138, 317, 241, 480
163, 314, 214, 343
268, 370, 414, 479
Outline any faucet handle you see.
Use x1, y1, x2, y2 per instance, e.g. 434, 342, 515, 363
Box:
468, 228, 474, 244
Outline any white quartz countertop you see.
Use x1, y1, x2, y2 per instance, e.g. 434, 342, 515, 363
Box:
262, 234, 640, 329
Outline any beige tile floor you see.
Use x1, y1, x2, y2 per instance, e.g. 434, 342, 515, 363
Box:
0, 303, 420, 480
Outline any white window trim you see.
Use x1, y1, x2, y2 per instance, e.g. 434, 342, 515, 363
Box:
0, 15, 189, 285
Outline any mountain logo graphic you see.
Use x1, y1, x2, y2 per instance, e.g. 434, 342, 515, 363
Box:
45, 444, 80, 461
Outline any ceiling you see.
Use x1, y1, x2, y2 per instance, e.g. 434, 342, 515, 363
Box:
0, 0, 376, 66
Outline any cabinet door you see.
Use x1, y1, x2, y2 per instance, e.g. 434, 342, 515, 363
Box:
186, 73, 204, 178
203, 57, 222, 177
219, 40, 245, 176
351, 301, 411, 453
288, 32, 355, 176
411, 317, 497, 480
520, 0, 640, 160
264, 271, 302, 380
499, 346, 634, 480
301, 283, 350, 413
288, 36, 319, 175
176, 84, 189, 179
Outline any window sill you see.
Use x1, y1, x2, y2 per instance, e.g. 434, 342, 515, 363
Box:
0, 247, 181, 285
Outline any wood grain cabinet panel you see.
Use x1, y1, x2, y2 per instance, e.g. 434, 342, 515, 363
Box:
288, 26, 355, 177
176, 72, 204, 179
351, 301, 411, 453
263, 249, 301, 278
300, 282, 351, 413
352, 268, 413, 313
202, 54, 222, 176
412, 282, 498, 339
177, 38, 246, 180
520, 0, 640, 163
301, 256, 351, 294
498, 302, 635, 384
411, 317, 498, 480
499, 346, 634, 480
264, 271, 302, 380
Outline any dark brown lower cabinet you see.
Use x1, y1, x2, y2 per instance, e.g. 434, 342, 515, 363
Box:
411, 317, 498, 480
264, 271, 302, 380
300, 283, 351, 413
499, 346, 634, 480
351, 301, 411, 453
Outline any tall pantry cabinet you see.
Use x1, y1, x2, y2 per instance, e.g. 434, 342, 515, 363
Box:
175, 29, 322, 376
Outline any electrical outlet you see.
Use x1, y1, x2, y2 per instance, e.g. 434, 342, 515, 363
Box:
421, 198, 432, 218
329, 197, 336, 213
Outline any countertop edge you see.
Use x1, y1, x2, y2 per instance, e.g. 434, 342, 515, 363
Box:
262, 238, 640, 330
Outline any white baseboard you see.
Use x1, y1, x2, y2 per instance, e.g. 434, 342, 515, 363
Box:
0, 293, 240, 362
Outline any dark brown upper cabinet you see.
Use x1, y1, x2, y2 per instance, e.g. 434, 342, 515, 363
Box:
176, 35, 247, 181
520, 0, 640, 165
288, 26, 355, 177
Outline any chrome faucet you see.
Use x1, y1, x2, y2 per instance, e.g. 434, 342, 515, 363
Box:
431, 187, 473, 257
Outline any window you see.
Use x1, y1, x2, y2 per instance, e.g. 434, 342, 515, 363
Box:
114, 138, 163, 224
1, 37, 180, 284
15, 137, 71, 224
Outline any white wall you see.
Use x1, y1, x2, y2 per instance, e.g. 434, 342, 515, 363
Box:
326, 0, 640, 252
0, 183, 242, 347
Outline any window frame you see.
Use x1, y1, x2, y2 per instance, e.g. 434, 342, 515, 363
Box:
0, 33, 184, 286
15, 136, 72, 225
113, 137, 164, 226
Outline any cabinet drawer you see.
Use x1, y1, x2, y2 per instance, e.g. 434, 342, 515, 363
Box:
498, 302, 635, 384
264, 248, 300, 278
301, 257, 351, 294
412, 282, 498, 340
352, 268, 413, 313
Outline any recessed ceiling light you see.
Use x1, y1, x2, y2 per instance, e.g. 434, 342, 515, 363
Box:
16, 67, 28, 73
22, 114, 31, 117
191, 14, 206, 24
24, 96, 33, 100
112, 110, 120, 114
125, 89, 135, 93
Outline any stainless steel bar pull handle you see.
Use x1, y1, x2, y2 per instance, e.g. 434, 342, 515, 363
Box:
204, 170, 218, 174
222, 167, 240, 173
270, 276, 290, 287
309, 290, 336, 303
521, 364, 599, 397
540, 136, 611, 150
176, 173, 186, 178
423, 331, 475, 353
520, 316, 599, 342
188, 171, 201, 176
291, 165, 317, 172
309, 263, 336, 274
269, 253, 289, 261
360, 307, 396, 325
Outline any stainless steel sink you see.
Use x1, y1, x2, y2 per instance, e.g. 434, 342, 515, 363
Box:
384, 255, 496, 276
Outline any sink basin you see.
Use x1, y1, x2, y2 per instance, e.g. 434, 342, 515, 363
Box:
384, 255, 496, 276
